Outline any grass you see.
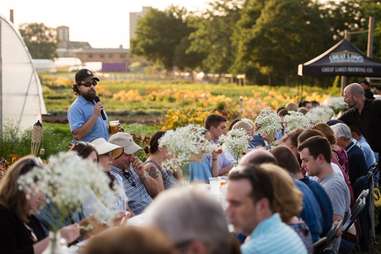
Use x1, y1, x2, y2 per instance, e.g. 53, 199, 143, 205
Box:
0, 122, 158, 162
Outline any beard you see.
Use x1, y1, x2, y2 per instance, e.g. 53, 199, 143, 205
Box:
80, 89, 97, 101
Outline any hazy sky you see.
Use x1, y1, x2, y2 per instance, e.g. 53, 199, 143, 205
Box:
0, 0, 211, 48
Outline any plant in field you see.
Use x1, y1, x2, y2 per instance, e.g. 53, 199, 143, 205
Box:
323, 96, 347, 114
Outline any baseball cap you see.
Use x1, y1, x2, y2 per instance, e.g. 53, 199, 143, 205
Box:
109, 132, 142, 155
90, 138, 123, 159
75, 69, 100, 85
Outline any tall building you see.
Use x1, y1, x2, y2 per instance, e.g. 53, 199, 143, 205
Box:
129, 7, 151, 48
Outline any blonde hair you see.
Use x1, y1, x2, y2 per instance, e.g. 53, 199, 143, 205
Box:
0, 156, 41, 222
260, 163, 303, 222
82, 226, 175, 254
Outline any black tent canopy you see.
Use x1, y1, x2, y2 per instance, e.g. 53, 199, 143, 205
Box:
298, 39, 381, 77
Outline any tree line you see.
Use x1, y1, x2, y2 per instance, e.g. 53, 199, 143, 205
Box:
131, 0, 381, 84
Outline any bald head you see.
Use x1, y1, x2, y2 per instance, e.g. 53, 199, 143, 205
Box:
239, 148, 278, 166
344, 83, 365, 109
344, 83, 364, 96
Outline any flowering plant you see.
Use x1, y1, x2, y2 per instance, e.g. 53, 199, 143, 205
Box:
283, 111, 311, 133
254, 108, 282, 142
219, 128, 250, 162
159, 124, 216, 173
18, 152, 119, 228
323, 96, 347, 114
306, 106, 334, 125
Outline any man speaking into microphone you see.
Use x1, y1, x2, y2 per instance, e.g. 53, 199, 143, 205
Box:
68, 69, 109, 142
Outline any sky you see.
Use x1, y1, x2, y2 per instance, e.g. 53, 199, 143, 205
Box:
0, 0, 211, 49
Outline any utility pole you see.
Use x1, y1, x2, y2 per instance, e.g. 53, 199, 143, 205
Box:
367, 16, 374, 58
341, 30, 350, 94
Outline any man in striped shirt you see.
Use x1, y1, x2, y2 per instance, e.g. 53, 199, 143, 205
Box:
226, 164, 307, 254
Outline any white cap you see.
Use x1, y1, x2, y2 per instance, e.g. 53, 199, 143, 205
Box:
90, 138, 123, 159
109, 132, 142, 155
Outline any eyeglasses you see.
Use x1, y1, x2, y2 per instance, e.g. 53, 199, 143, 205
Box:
123, 170, 136, 187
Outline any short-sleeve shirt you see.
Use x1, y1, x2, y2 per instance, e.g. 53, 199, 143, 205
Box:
320, 173, 350, 218
241, 213, 307, 254
188, 155, 213, 183
67, 95, 109, 142
111, 166, 152, 215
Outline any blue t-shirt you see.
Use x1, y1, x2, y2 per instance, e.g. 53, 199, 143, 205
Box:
68, 95, 109, 142
241, 213, 307, 254
188, 155, 212, 183
300, 176, 333, 236
295, 180, 323, 242
357, 136, 376, 169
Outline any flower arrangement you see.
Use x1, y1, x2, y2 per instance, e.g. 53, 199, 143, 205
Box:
18, 152, 119, 226
283, 111, 311, 133
159, 124, 216, 172
323, 96, 347, 114
254, 108, 283, 142
219, 128, 250, 162
306, 106, 334, 125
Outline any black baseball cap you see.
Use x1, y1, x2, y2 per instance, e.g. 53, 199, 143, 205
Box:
75, 69, 100, 85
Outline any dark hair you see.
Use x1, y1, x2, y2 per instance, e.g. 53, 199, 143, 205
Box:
271, 146, 300, 175
361, 79, 370, 86
229, 164, 274, 209
278, 109, 289, 117
71, 142, 98, 160
298, 136, 332, 163
297, 129, 325, 146
229, 118, 241, 131
276, 106, 286, 113
205, 114, 226, 130
147, 131, 166, 154
281, 128, 304, 148
347, 123, 361, 135
72, 84, 80, 95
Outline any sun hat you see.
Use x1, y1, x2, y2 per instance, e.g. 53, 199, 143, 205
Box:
109, 132, 142, 155
90, 138, 123, 159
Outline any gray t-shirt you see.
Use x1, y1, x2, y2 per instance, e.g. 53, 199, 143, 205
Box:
320, 172, 351, 251
320, 173, 350, 218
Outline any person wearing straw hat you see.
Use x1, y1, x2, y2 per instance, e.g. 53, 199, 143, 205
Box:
87, 138, 129, 220
109, 132, 155, 215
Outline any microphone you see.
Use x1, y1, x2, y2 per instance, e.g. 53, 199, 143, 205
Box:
94, 96, 107, 120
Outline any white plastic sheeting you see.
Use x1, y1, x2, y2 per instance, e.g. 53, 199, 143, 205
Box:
0, 15, 47, 133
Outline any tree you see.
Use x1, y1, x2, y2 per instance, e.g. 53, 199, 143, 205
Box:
19, 23, 57, 59
131, 6, 200, 71
187, 0, 243, 75
233, 0, 332, 84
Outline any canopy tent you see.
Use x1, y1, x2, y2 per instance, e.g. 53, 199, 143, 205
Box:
298, 39, 381, 77
0, 15, 47, 134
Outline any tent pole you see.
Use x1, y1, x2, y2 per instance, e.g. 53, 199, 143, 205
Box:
0, 20, 3, 139
341, 76, 347, 95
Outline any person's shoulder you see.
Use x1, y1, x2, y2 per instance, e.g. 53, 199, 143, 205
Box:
369, 98, 381, 109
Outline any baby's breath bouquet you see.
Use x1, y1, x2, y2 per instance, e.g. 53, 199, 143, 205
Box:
283, 111, 312, 133
323, 96, 347, 114
159, 124, 216, 173
254, 108, 282, 143
18, 152, 119, 228
219, 128, 250, 163
306, 106, 334, 125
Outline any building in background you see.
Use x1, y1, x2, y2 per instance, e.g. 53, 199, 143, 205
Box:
56, 26, 129, 72
129, 7, 151, 48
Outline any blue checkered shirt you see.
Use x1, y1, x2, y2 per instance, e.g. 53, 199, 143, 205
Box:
110, 166, 152, 215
